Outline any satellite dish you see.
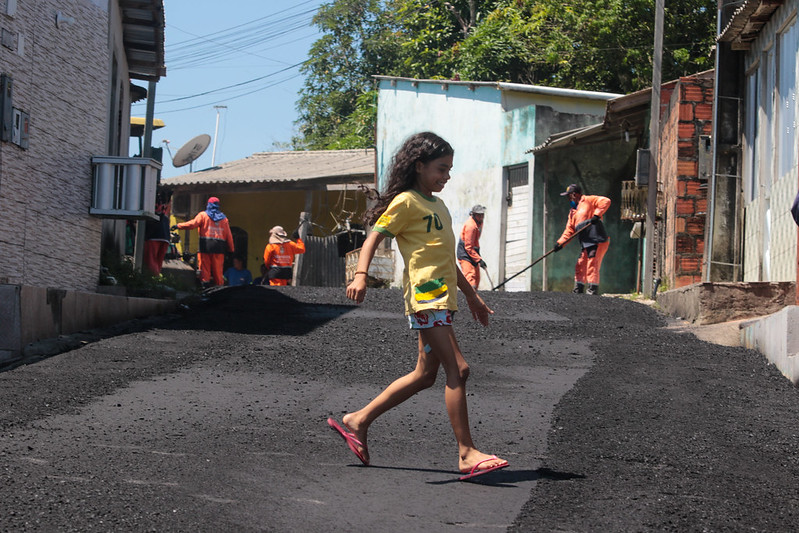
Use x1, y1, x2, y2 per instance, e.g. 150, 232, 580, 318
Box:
172, 134, 211, 168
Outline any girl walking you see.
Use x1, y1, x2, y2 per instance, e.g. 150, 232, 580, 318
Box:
327, 132, 508, 480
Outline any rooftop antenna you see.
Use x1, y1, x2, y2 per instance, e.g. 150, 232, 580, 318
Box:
212, 105, 227, 166
161, 139, 173, 159
171, 134, 212, 172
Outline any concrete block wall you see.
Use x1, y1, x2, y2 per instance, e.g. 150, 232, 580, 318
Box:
0, 284, 176, 363
0, 0, 110, 292
741, 306, 799, 384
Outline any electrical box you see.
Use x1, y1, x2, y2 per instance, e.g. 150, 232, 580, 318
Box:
11, 107, 28, 149
698, 135, 712, 181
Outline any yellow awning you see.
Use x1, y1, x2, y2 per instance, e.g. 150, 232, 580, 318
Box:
130, 116, 165, 137
130, 117, 165, 128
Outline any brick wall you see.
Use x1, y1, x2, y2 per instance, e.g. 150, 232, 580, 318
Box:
0, 0, 110, 291
659, 76, 714, 289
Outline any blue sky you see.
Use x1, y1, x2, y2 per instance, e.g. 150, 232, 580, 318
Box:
132, 1, 326, 179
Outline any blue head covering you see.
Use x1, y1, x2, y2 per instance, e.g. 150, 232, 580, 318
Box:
205, 197, 226, 222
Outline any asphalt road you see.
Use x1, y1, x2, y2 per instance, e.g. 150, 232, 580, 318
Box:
1, 286, 798, 532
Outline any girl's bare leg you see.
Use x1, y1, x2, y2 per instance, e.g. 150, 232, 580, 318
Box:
420, 325, 507, 472
342, 336, 440, 465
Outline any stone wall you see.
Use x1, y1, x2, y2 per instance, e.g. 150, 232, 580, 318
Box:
657, 281, 794, 324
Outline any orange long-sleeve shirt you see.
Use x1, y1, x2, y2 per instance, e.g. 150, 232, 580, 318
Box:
457, 216, 483, 264
263, 238, 306, 268
557, 195, 611, 247
177, 211, 235, 254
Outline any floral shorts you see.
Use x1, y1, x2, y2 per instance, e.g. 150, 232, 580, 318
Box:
407, 309, 453, 330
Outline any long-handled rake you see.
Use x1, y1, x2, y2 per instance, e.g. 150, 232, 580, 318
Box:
492, 223, 591, 291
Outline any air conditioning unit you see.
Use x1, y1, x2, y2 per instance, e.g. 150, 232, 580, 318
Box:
90, 156, 161, 220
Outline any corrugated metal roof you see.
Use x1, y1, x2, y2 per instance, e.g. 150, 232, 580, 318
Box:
530, 71, 715, 154
717, 0, 784, 50
163, 149, 375, 188
119, 0, 166, 81
374, 76, 622, 101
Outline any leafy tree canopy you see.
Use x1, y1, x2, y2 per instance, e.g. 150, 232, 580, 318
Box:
293, 0, 716, 149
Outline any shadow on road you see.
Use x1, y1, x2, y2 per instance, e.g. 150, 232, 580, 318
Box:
427, 467, 586, 487
360, 463, 586, 487
169, 285, 357, 336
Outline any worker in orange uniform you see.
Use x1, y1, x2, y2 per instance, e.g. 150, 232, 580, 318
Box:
456, 204, 486, 289
263, 225, 305, 286
143, 188, 173, 275
173, 196, 235, 288
553, 184, 610, 295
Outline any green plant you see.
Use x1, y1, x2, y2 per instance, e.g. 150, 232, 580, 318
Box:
100, 251, 196, 297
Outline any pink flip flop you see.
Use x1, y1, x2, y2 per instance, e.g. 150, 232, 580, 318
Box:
458, 456, 508, 481
327, 417, 369, 466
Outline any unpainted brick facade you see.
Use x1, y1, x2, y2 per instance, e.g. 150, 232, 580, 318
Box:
659, 76, 715, 289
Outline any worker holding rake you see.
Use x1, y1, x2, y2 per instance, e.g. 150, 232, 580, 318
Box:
554, 183, 611, 295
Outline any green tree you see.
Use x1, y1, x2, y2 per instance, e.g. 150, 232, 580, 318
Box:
294, 0, 503, 149
554, 0, 716, 93
294, 0, 717, 148
293, 0, 398, 149
455, 1, 577, 84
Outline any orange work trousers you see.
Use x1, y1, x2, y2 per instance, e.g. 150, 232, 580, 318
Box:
198, 252, 225, 286
458, 260, 480, 288
143, 241, 168, 275
574, 240, 610, 285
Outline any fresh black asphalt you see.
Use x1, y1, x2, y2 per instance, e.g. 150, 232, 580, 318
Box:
1, 285, 797, 531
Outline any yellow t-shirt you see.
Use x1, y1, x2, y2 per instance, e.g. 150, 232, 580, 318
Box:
373, 189, 458, 314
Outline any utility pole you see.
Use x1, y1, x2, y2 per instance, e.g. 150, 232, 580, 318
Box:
644, 0, 665, 298
211, 105, 227, 166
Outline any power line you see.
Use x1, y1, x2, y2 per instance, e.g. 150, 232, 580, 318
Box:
166, 6, 319, 70
149, 73, 302, 115
168, 0, 319, 47
134, 61, 305, 107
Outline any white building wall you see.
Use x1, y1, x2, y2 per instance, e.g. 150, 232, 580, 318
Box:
742, 0, 799, 282
0, 0, 111, 291
376, 81, 506, 289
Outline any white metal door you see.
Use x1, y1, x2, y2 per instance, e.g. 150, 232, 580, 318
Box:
502, 165, 529, 291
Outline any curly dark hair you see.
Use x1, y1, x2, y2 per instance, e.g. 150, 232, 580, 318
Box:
363, 132, 454, 225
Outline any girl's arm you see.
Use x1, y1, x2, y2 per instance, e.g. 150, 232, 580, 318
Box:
346, 231, 387, 303
456, 267, 493, 326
